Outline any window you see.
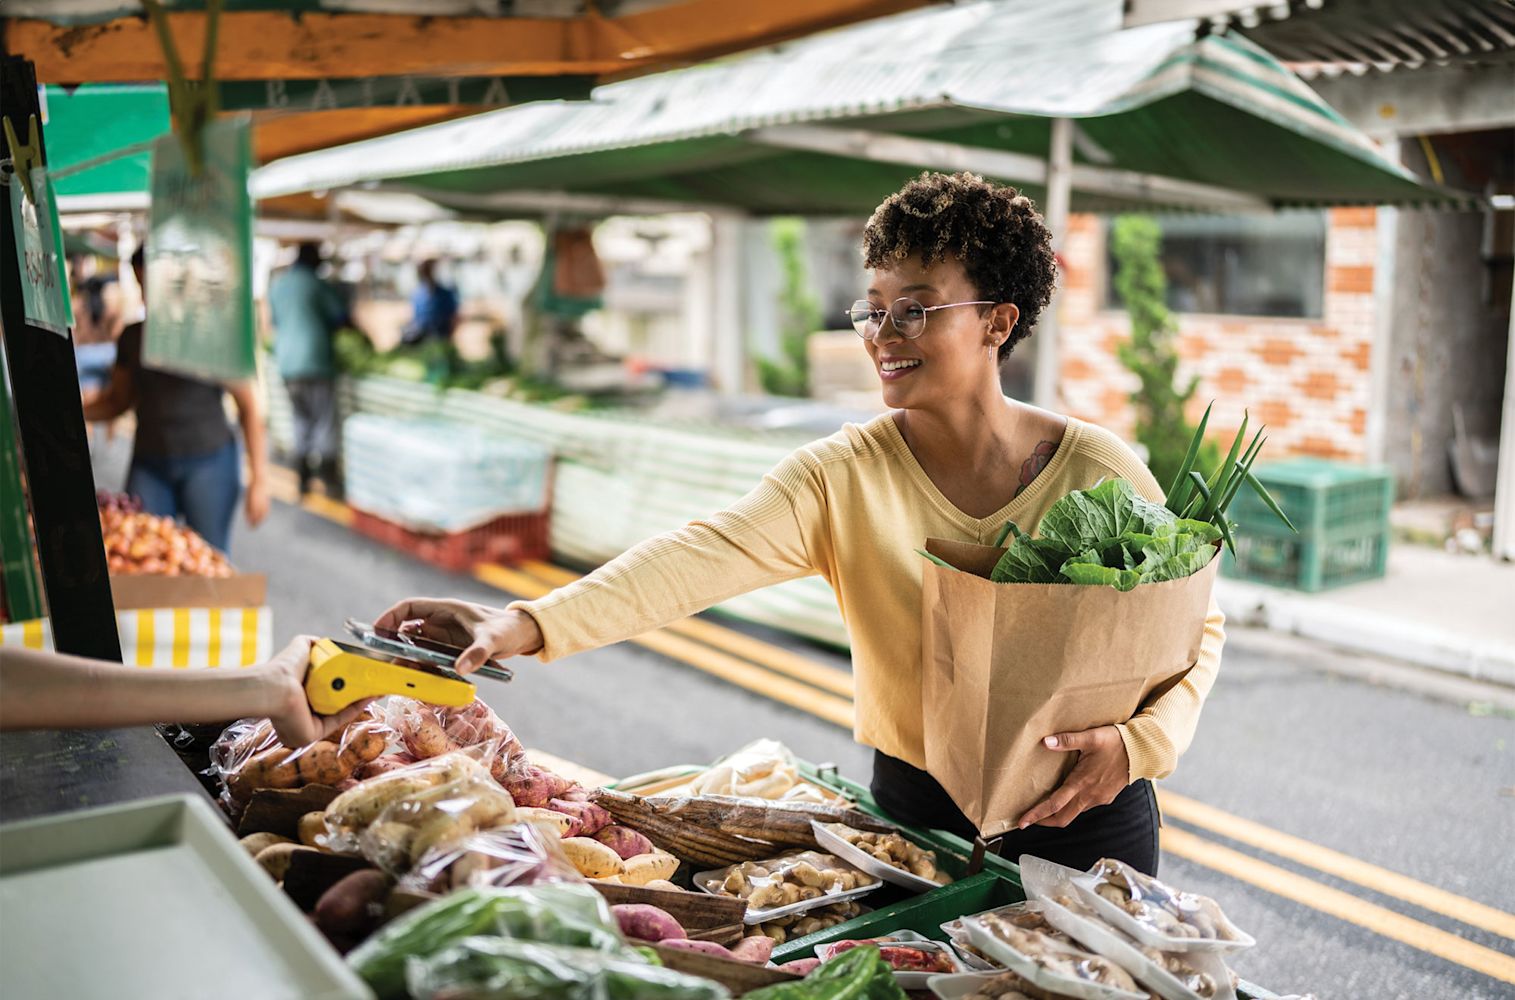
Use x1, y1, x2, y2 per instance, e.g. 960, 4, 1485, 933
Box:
1105, 211, 1327, 319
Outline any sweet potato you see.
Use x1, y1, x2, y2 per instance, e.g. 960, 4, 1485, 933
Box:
314, 869, 390, 939
561, 837, 622, 879
503, 766, 574, 808
660, 939, 736, 959
517, 807, 577, 838
782, 958, 821, 975
611, 903, 686, 942
549, 797, 611, 837
557, 785, 591, 803
620, 852, 679, 887
326, 773, 435, 830
644, 879, 682, 892
402, 711, 459, 759
240, 832, 293, 857
592, 825, 653, 860
294, 741, 347, 785
358, 752, 417, 779
731, 936, 775, 964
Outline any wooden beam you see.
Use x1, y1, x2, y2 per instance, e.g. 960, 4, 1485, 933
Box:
11, 2, 928, 85
251, 107, 471, 162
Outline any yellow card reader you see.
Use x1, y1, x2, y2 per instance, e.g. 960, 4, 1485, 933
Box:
304, 619, 514, 715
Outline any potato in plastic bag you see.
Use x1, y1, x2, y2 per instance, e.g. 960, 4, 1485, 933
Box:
324, 746, 504, 853
401, 822, 584, 894
358, 767, 518, 874
210, 709, 394, 816
1086, 858, 1250, 947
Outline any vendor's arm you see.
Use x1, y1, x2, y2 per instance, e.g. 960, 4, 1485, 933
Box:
228, 380, 270, 527
0, 637, 371, 746
379, 451, 828, 671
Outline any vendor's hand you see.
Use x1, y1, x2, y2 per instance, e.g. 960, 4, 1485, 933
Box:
1015, 725, 1130, 829
259, 635, 374, 746
245, 477, 270, 527
375, 598, 544, 674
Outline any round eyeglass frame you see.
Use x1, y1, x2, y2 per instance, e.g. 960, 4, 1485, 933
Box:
846, 297, 997, 340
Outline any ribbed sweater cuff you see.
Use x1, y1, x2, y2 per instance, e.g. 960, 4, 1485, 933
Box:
1116, 715, 1177, 783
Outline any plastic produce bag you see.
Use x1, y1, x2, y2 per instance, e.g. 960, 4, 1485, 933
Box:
400, 822, 583, 894
405, 937, 730, 1000
696, 851, 879, 922
358, 768, 519, 875
1078, 858, 1254, 952
324, 746, 508, 853
964, 910, 1147, 1000
674, 739, 821, 802
381, 696, 527, 779
209, 710, 393, 815
348, 884, 627, 1000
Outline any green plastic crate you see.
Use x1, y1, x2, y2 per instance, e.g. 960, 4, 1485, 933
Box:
1224, 458, 1393, 592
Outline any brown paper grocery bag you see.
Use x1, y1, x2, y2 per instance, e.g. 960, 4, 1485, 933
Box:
920, 537, 1218, 838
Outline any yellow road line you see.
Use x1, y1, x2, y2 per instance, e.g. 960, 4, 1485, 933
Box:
1161, 826, 1515, 986
519, 560, 856, 699
1159, 790, 1515, 943
473, 562, 856, 730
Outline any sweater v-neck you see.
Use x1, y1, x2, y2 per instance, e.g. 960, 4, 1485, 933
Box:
875, 409, 1083, 534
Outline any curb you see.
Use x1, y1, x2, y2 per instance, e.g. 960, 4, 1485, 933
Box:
1215, 580, 1515, 690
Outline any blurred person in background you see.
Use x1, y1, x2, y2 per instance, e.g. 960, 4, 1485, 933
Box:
269, 241, 350, 499
402, 257, 459, 345
69, 253, 125, 417
84, 247, 269, 553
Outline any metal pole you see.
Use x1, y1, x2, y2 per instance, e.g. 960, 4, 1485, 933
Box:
1491, 274, 1515, 562
1033, 117, 1073, 410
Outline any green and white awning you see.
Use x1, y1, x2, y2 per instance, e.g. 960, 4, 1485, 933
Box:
252, 0, 1473, 215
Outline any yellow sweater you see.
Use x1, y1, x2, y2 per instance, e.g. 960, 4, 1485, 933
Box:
512, 412, 1225, 785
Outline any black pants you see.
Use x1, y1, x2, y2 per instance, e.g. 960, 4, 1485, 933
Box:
870, 751, 1161, 876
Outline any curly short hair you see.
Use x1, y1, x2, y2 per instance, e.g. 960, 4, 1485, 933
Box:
862, 171, 1057, 360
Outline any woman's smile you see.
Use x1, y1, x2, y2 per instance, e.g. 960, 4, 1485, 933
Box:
880, 356, 923, 379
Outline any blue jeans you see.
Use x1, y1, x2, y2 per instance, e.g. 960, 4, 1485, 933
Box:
127, 439, 242, 553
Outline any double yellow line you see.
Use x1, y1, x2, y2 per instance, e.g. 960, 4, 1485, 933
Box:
274, 481, 1515, 986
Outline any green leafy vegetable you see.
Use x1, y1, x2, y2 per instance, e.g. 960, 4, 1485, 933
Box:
744, 946, 906, 1000
347, 885, 627, 1000
405, 938, 728, 1000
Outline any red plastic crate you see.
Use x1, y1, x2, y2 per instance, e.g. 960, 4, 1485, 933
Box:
349, 506, 551, 572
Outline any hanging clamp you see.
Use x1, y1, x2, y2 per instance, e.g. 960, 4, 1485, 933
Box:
2, 115, 42, 203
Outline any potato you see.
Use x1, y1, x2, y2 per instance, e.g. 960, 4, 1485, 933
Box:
338, 724, 388, 772
357, 753, 417, 780
782, 958, 820, 975
592, 825, 654, 861
408, 811, 476, 864
620, 852, 679, 887
549, 798, 611, 837
401, 711, 459, 759
294, 741, 346, 786
326, 773, 435, 829
594, 875, 624, 885
297, 812, 328, 848
560, 836, 622, 879
517, 807, 576, 838
255, 843, 316, 881
361, 820, 418, 873
644, 879, 682, 892
241, 746, 301, 790
611, 903, 686, 942
314, 869, 390, 939
240, 832, 293, 857
461, 786, 516, 829
502, 766, 573, 808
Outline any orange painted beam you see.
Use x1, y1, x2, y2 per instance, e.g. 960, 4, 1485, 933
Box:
252, 106, 469, 162
12, 2, 928, 85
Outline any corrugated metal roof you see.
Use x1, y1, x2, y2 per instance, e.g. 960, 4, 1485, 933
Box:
252, 0, 1466, 210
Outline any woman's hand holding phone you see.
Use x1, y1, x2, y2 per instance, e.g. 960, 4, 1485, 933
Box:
374, 598, 544, 674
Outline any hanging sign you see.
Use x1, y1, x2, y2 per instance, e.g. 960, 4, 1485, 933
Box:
144, 116, 255, 382
7, 165, 72, 337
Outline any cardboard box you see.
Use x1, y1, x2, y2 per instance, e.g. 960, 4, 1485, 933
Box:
109, 573, 267, 610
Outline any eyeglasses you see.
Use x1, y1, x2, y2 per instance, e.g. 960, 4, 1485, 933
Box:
846, 297, 997, 340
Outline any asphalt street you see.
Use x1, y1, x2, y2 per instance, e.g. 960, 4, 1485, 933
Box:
232, 496, 1515, 1000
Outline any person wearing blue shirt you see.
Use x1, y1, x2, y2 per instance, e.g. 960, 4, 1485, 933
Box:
268, 242, 349, 498
403, 258, 459, 345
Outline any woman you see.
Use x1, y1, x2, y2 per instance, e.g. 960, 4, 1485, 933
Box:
379, 173, 1224, 874
84, 247, 269, 553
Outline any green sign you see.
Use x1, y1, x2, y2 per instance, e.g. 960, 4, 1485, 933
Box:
144, 117, 255, 382
217, 74, 594, 113
8, 166, 72, 336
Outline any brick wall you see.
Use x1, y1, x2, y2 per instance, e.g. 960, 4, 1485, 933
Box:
1058, 208, 1378, 462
